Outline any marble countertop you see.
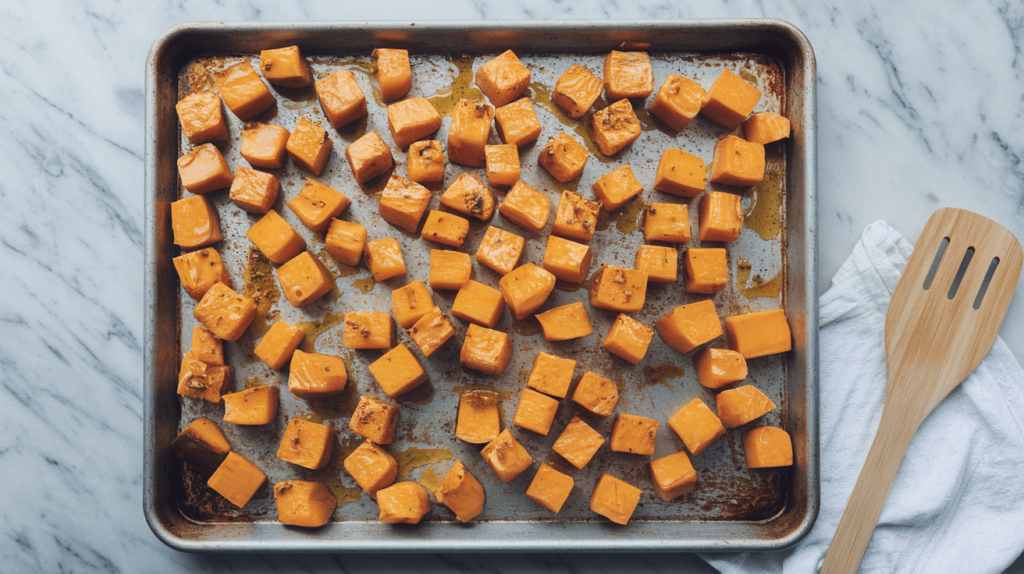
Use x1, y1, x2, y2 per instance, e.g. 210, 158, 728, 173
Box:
4, 0, 1024, 572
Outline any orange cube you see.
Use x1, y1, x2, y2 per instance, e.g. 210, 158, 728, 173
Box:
349, 395, 401, 445
376, 481, 430, 524
654, 148, 706, 198
592, 99, 641, 156
552, 190, 601, 242
274, 480, 337, 527
287, 179, 350, 232
590, 473, 642, 525
552, 416, 605, 469
325, 219, 367, 266
373, 48, 412, 102
656, 300, 723, 353
526, 352, 577, 399
649, 451, 697, 501
409, 305, 456, 357
176, 92, 227, 144
717, 385, 776, 428
246, 209, 304, 264
316, 69, 367, 129
276, 418, 334, 470
407, 140, 445, 183
435, 460, 485, 522
536, 302, 594, 341
429, 250, 472, 291
456, 390, 501, 444
193, 282, 255, 341
460, 324, 513, 375
229, 166, 279, 214
701, 68, 762, 130
494, 97, 542, 147
177, 352, 230, 403
498, 262, 556, 320
647, 74, 706, 131
635, 245, 678, 283
441, 173, 495, 221
589, 265, 648, 313
724, 309, 792, 359
571, 371, 618, 416
191, 326, 223, 366
475, 226, 525, 275
743, 426, 793, 468
420, 210, 470, 248
698, 191, 744, 242
643, 202, 690, 244
171, 417, 230, 476
369, 344, 428, 398
610, 413, 659, 455
208, 452, 266, 508
212, 60, 275, 120
344, 440, 398, 498
177, 143, 233, 194
684, 248, 728, 294
668, 398, 726, 456
448, 98, 494, 167
513, 387, 559, 436
390, 280, 434, 328
343, 311, 392, 350
592, 164, 643, 211
539, 133, 589, 183
254, 322, 304, 370
499, 180, 550, 233
346, 130, 394, 184
475, 50, 531, 107
276, 251, 333, 308
603, 313, 654, 364
481, 429, 534, 482
694, 347, 748, 390
379, 175, 431, 233
485, 144, 520, 188
173, 247, 231, 300
526, 463, 575, 513
452, 280, 506, 328
258, 46, 311, 88
743, 112, 791, 145
552, 63, 604, 118
222, 385, 279, 425
603, 51, 653, 100
288, 350, 348, 399
364, 238, 406, 282
710, 134, 766, 187
286, 118, 333, 175
387, 97, 442, 149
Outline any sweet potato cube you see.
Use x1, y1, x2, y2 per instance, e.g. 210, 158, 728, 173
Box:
208, 452, 266, 508
452, 280, 506, 328
668, 398, 726, 456
592, 99, 641, 156
222, 385, 279, 426
744, 112, 790, 146
654, 148, 706, 198
590, 473, 642, 525
648, 74, 706, 131
287, 179, 350, 232
484, 144, 520, 188
694, 348, 748, 390
286, 118, 333, 175
276, 251, 333, 308
253, 321, 304, 370
552, 416, 605, 469
592, 165, 643, 211
656, 300, 723, 353
643, 202, 690, 244
377, 481, 430, 524
350, 395, 401, 445
743, 426, 793, 468
526, 463, 575, 513
456, 391, 501, 444
589, 265, 648, 313
258, 46, 311, 88
407, 140, 446, 183
698, 191, 744, 242
379, 175, 431, 233
475, 50, 531, 107
373, 48, 412, 102
177, 143, 233, 194
177, 352, 230, 402
552, 190, 601, 242
173, 247, 231, 300
724, 309, 792, 359
684, 248, 728, 294
364, 238, 406, 282
539, 133, 589, 183
343, 311, 392, 350
369, 344, 429, 398
480, 429, 533, 483
527, 352, 576, 399
276, 418, 334, 470
325, 219, 367, 266
346, 130, 394, 184
513, 388, 559, 436
246, 209, 304, 264
191, 326, 224, 365
288, 350, 348, 399
274, 480, 337, 527
409, 305, 456, 357
603, 313, 654, 365
429, 250, 472, 291
344, 440, 398, 498
498, 262, 556, 320
176, 92, 228, 144
604, 51, 653, 101
635, 245, 678, 283
316, 69, 367, 129
193, 282, 256, 341
387, 97, 442, 149
420, 210, 469, 248
494, 97, 542, 147
448, 98, 494, 167
710, 134, 766, 187
552, 63, 604, 118
701, 68, 762, 130
441, 173, 495, 221
460, 324, 513, 375
536, 302, 594, 341
649, 451, 697, 501
717, 385, 776, 428
229, 166, 279, 214
571, 371, 618, 416
499, 181, 550, 233
476, 226, 524, 275
172, 417, 230, 476
435, 460, 485, 522
390, 280, 435, 329
542, 236, 592, 284
212, 60, 275, 120
610, 413, 659, 455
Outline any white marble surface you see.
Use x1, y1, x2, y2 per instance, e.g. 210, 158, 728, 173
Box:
3, 0, 1024, 572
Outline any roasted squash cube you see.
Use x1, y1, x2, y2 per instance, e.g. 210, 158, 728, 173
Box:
287, 179, 350, 232
499, 180, 550, 233
208, 451, 266, 508
258, 46, 311, 88
212, 60, 275, 120
552, 416, 605, 469
429, 250, 472, 291
603, 51, 653, 100
668, 398, 725, 456
288, 350, 347, 399
387, 97, 442, 149
742, 426, 793, 468
694, 347, 748, 390
603, 313, 654, 365
648, 74, 706, 131
654, 148, 706, 198
552, 190, 601, 242
373, 48, 412, 102
229, 166, 279, 214
498, 262, 556, 320
456, 390, 501, 444
589, 265, 648, 313
590, 473, 642, 525
364, 238, 406, 282
420, 210, 469, 248
649, 451, 697, 501
539, 133, 589, 183
743, 112, 791, 145
494, 97, 542, 147
390, 280, 435, 329
435, 460, 485, 522
369, 344, 428, 398
253, 321, 304, 370
177, 352, 230, 403
185, 328, 221, 369
592, 99, 641, 156
409, 305, 456, 357
343, 311, 392, 350
276, 250, 333, 308
526, 463, 575, 513
484, 144, 520, 188
344, 440, 398, 498
542, 236, 593, 285
177, 143, 233, 194
407, 140, 446, 183
274, 480, 337, 527
610, 413, 659, 455
349, 395, 401, 445
316, 69, 368, 129
656, 300, 723, 353
592, 165, 643, 211
448, 98, 494, 167
246, 209, 304, 264
460, 324, 513, 375
379, 175, 431, 233
346, 130, 394, 184
571, 371, 618, 416
325, 219, 367, 266
701, 68, 762, 130
276, 418, 334, 470
193, 282, 256, 341
635, 245, 678, 283
552, 63, 604, 118
475, 225, 525, 275
481, 428, 533, 483
377, 481, 430, 524
698, 191, 744, 242
286, 118, 333, 175
222, 385, 279, 425
536, 302, 594, 341
724, 309, 792, 359
173, 247, 231, 300
643, 202, 690, 244
526, 352, 576, 399
441, 173, 495, 221
513, 387, 559, 436
171, 417, 230, 477
176, 92, 228, 144
717, 385, 776, 428
683, 248, 728, 294
475, 50, 531, 107
710, 134, 766, 187
452, 279, 506, 328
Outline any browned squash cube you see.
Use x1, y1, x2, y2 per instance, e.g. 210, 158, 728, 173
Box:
441, 173, 495, 221
571, 371, 618, 416
494, 97, 542, 147
456, 390, 501, 444
435, 460, 485, 522
591, 99, 641, 156
239, 121, 289, 169
212, 60, 275, 120
364, 238, 406, 282
513, 388, 559, 436
208, 451, 266, 508
287, 179, 350, 232
698, 191, 744, 243
407, 140, 446, 183
222, 385, 279, 425
656, 300, 723, 353
275, 250, 333, 308
276, 418, 334, 470
286, 118, 333, 175
274, 480, 337, 527
448, 98, 494, 167
421, 210, 470, 248
460, 324, 513, 375
373, 48, 412, 102
177, 143, 233, 194
177, 352, 230, 402
525, 463, 575, 513
716, 385, 776, 428
288, 350, 348, 399
253, 321, 304, 370
368, 344, 428, 398
499, 180, 550, 233
176, 92, 228, 144
603, 313, 655, 365
590, 473, 642, 525
684, 248, 728, 294
654, 148, 706, 198
694, 347, 748, 390
643, 202, 691, 244
701, 68, 762, 130
390, 280, 435, 329
258, 46, 311, 88
649, 451, 697, 501
377, 481, 430, 524
475, 50, 531, 107
603, 51, 654, 101
480, 429, 534, 483
710, 134, 766, 187
316, 69, 367, 129
325, 219, 367, 266
610, 413, 659, 455
668, 398, 726, 456
589, 265, 648, 313
350, 395, 401, 445
742, 112, 791, 145
542, 235, 592, 283
171, 417, 230, 477
592, 164, 643, 211
173, 247, 231, 300
476, 226, 525, 275
344, 440, 398, 498
648, 74, 706, 131
635, 245, 678, 283
552, 190, 601, 242
246, 209, 305, 264
539, 133, 589, 183
552, 63, 604, 118
229, 166, 279, 214
429, 250, 472, 291
452, 279, 506, 328
526, 352, 577, 399
536, 302, 594, 342
498, 262, 556, 320
193, 282, 256, 341
379, 175, 431, 234
387, 97, 443, 149
485, 144, 521, 188
552, 416, 605, 469
346, 130, 394, 184
191, 326, 223, 366
343, 311, 392, 350
409, 305, 456, 357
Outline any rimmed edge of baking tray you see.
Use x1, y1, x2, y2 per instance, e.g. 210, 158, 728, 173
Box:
144, 19, 818, 553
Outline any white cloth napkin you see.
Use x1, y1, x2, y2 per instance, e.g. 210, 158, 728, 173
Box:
701, 221, 1024, 574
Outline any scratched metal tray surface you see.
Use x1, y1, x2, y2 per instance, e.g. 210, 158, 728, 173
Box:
144, 20, 818, 552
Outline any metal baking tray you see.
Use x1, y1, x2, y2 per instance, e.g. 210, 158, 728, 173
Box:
144, 20, 817, 552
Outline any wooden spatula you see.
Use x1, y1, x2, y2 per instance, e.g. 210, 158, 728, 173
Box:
821, 208, 1022, 573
